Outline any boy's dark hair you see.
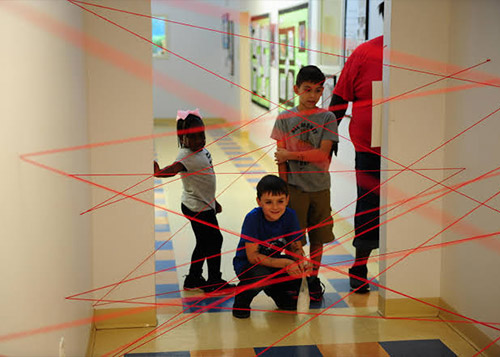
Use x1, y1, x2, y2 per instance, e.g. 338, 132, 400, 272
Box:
256, 175, 288, 199
378, 1, 384, 18
177, 113, 204, 147
296, 65, 325, 87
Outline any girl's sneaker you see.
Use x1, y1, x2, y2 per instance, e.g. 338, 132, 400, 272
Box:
183, 275, 208, 291
203, 278, 236, 293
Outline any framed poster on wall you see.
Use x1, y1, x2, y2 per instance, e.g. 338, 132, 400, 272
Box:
250, 14, 271, 109
152, 16, 168, 58
278, 3, 308, 108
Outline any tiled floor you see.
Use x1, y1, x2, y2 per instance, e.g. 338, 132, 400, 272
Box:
91, 122, 477, 356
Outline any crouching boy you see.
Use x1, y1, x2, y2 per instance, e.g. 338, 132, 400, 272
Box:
232, 175, 309, 318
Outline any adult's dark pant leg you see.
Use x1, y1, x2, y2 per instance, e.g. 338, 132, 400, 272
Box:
353, 151, 381, 250
181, 204, 223, 279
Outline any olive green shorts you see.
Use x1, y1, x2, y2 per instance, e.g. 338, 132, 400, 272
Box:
287, 184, 335, 246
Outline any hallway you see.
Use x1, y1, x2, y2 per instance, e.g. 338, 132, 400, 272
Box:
3, 0, 500, 355
90, 122, 475, 356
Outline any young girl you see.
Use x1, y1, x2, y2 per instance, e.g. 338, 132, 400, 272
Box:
154, 109, 234, 293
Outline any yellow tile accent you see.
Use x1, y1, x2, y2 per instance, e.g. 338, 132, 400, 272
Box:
94, 307, 157, 330
378, 295, 441, 317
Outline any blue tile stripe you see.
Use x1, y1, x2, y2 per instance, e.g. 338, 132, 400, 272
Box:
379, 339, 456, 356
182, 296, 234, 313
155, 197, 166, 205
155, 240, 173, 250
155, 223, 170, 232
125, 340, 456, 356
321, 254, 354, 266
156, 284, 181, 299
155, 210, 168, 217
155, 260, 176, 272
254, 345, 323, 356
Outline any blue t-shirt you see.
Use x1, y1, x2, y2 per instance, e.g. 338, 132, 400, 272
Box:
233, 207, 302, 275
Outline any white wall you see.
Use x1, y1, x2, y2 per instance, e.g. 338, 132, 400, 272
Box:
382, 3, 500, 352
152, 0, 242, 121
441, 0, 500, 347
0, 1, 91, 355
84, 0, 156, 313
380, 0, 450, 302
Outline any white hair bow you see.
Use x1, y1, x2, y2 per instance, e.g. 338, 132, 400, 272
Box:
176, 108, 202, 121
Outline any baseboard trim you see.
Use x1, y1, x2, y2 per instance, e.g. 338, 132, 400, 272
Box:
378, 295, 441, 317
86, 321, 96, 357
94, 307, 157, 330
439, 300, 500, 357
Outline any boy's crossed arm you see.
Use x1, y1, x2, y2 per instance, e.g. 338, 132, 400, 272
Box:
274, 139, 334, 181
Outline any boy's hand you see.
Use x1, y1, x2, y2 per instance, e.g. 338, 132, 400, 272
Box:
215, 201, 222, 214
274, 148, 290, 164
301, 259, 313, 275
285, 259, 303, 277
153, 161, 161, 176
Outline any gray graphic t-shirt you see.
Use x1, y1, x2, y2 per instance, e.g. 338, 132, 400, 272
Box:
271, 107, 338, 192
176, 148, 216, 211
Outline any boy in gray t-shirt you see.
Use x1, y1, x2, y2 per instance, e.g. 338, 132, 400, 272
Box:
271, 65, 339, 301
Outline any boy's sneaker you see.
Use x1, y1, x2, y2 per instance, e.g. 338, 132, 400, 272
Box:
232, 295, 251, 318
271, 291, 297, 311
183, 274, 207, 291
232, 306, 251, 319
203, 278, 236, 293
307, 276, 325, 301
348, 265, 369, 294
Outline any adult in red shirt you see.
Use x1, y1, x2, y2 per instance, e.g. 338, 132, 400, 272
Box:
330, 2, 384, 293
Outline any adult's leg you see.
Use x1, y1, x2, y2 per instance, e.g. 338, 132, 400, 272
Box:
351, 151, 381, 292
353, 151, 381, 254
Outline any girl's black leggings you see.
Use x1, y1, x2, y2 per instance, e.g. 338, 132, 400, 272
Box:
181, 203, 223, 281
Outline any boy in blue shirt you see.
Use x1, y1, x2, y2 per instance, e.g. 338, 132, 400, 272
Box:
232, 175, 309, 319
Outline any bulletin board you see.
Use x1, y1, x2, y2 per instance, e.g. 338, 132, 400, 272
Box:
250, 14, 271, 109
278, 3, 309, 108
